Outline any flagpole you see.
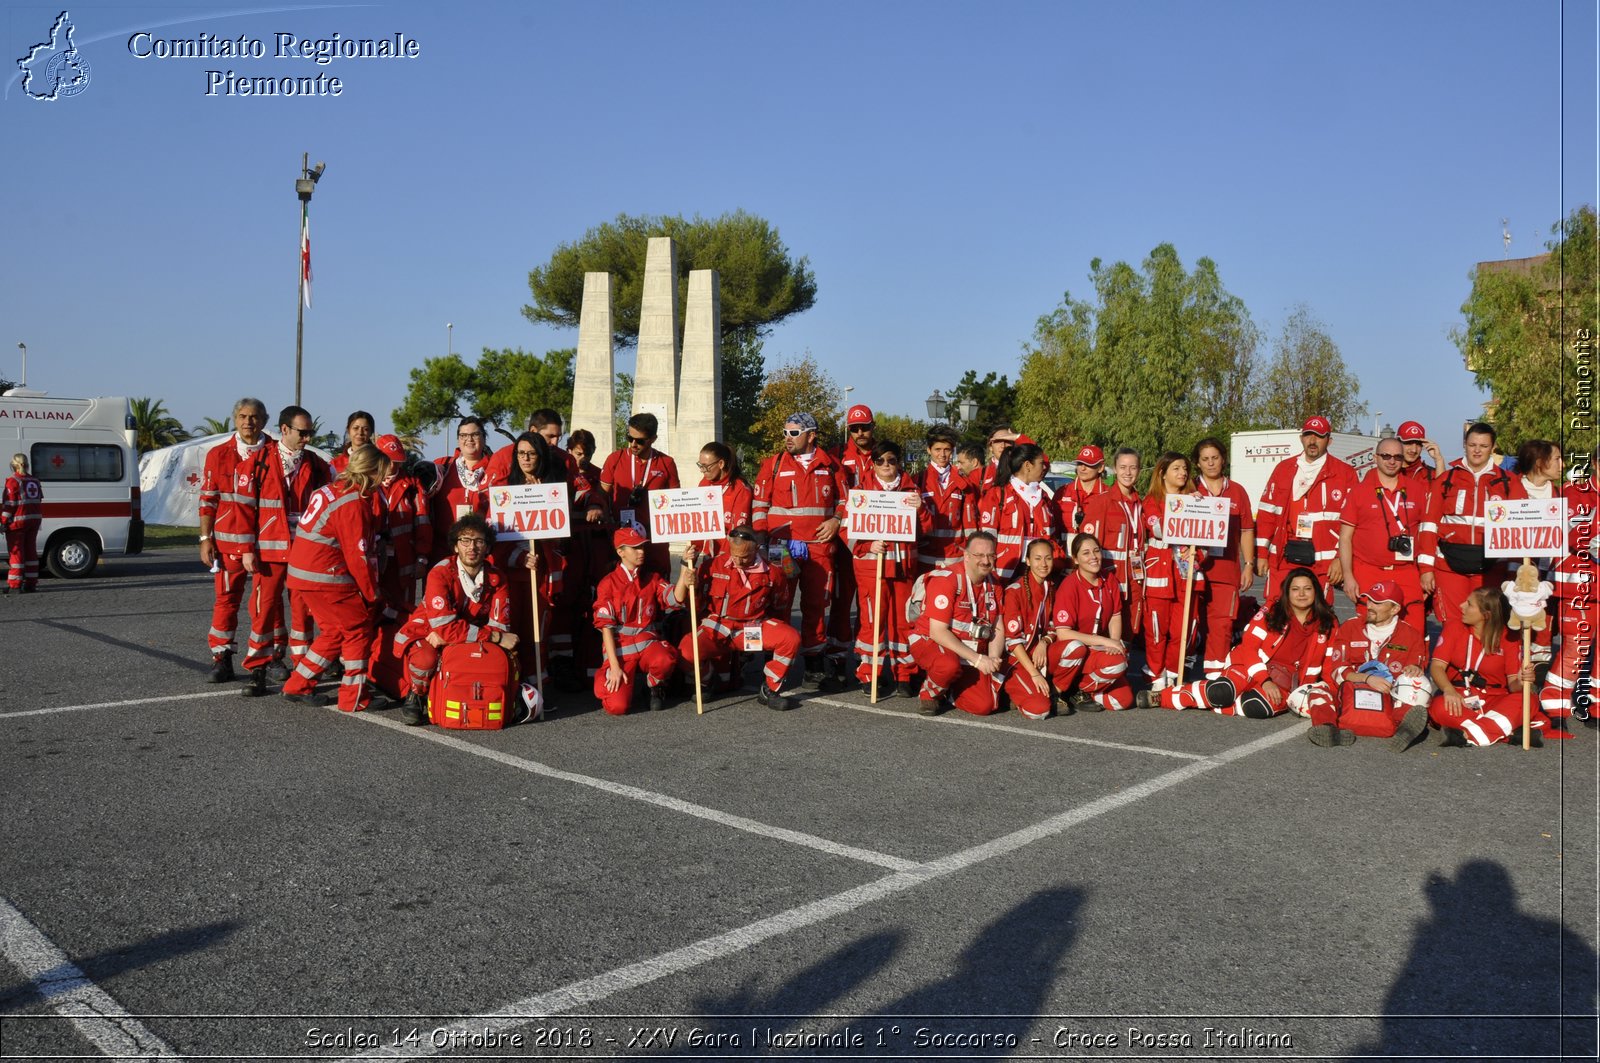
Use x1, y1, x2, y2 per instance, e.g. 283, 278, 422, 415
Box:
293, 153, 325, 408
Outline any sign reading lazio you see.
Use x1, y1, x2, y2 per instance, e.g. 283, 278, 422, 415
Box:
1161, 495, 1230, 548
648, 486, 726, 543
1484, 498, 1566, 559
846, 490, 919, 543
488, 483, 570, 542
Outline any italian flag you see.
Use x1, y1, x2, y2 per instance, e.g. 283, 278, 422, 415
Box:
300, 202, 312, 308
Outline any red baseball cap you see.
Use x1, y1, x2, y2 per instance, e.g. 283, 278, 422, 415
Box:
1301, 416, 1332, 437
1015, 434, 1037, 446
1362, 579, 1401, 605
613, 525, 648, 549
846, 404, 874, 427
1397, 420, 1426, 442
373, 434, 407, 463
1076, 444, 1104, 466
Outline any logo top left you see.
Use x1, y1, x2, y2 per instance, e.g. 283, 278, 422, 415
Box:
18, 11, 91, 101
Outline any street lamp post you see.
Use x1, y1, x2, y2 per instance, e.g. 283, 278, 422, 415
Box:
925, 389, 947, 421
447, 322, 453, 357
14, 343, 24, 388
294, 153, 325, 407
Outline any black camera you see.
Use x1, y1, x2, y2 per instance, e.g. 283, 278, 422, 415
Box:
1457, 669, 1483, 689
1387, 534, 1413, 557
629, 485, 648, 509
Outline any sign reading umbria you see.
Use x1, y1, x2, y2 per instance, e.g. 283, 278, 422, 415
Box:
846, 490, 919, 543
648, 487, 726, 543
488, 484, 570, 542
1484, 498, 1567, 558
1161, 495, 1230, 548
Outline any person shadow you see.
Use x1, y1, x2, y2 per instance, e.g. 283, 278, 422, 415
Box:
1354, 859, 1597, 1060
692, 885, 1087, 1055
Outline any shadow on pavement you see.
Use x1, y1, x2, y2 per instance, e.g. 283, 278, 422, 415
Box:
0, 919, 241, 1011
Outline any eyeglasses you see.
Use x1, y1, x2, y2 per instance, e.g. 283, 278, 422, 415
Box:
1376, 452, 1404, 461
695, 460, 720, 471
458, 432, 483, 440
516, 449, 539, 459
783, 428, 806, 438
456, 536, 487, 547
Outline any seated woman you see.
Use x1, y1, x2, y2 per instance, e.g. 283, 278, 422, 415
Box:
1154, 567, 1337, 719
1429, 587, 1550, 747
1002, 538, 1064, 719
394, 514, 522, 726
1049, 533, 1133, 712
1317, 579, 1433, 749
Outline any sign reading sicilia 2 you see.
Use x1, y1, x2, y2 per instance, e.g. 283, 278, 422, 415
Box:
1161, 495, 1230, 549
648, 487, 726, 542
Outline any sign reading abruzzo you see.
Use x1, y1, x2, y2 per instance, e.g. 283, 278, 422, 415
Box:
648, 486, 726, 543
488, 483, 570, 542
846, 490, 919, 543
1484, 498, 1566, 559
1160, 495, 1230, 549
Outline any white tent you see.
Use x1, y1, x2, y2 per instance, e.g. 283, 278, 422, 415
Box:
138, 436, 334, 526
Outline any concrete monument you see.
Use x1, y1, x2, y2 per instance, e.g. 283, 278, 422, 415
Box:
570, 271, 616, 461
632, 236, 681, 459
676, 269, 722, 462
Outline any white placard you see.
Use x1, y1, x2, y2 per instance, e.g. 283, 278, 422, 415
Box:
1484, 498, 1566, 559
487, 483, 571, 542
1161, 494, 1230, 548
647, 486, 726, 543
846, 489, 920, 543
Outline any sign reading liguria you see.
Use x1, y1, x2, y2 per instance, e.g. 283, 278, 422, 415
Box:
846, 490, 919, 543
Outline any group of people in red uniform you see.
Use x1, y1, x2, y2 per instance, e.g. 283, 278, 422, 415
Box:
194, 395, 1594, 749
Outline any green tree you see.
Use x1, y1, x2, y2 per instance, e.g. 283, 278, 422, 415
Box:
614, 371, 634, 452
1017, 244, 1259, 461
192, 415, 232, 437
1259, 305, 1366, 431
0, 377, 16, 395
939, 370, 1018, 445
392, 347, 576, 443
753, 354, 842, 454
128, 397, 189, 454
1452, 204, 1598, 448
722, 328, 768, 457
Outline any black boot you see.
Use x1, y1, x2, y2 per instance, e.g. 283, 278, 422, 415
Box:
758, 684, 799, 711
649, 685, 669, 712
802, 655, 826, 689
399, 692, 429, 726
207, 651, 235, 684
240, 667, 268, 698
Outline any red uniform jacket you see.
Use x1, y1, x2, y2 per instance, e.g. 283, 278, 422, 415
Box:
285, 483, 380, 601
1140, 493, 1207, 601
1003, 572, 1055, 653
378, 474, 433, 585
917, 463, 977, 569
1431, 621, 1525, 696
1550, 551, 1597, 630
912, 565, 1002, 648
1399, 460, 1437, 488
200, 435, 292, 559
700, 552, 790, 637
430, 452, 493, 541
1193, 476, 1253, 585
753, 449, 846, 542
600, 447, 681, 527
835, 440, 874, 489
1080, 486, 1144, 596
396, 557, 513, 654
2, 474, 42, 533
1417, 460, 1525, 571
1563, 478, 1598, 554
1055, 478, 1106, 542
980, 481, 1059, 583
1255, 454, 1359, 571
1340, 473, 1426, 569
1226, 608, 1336, 688
1327, 617, 1428, 686
844, 473, 920, 577
273, 445, 332, 548
1051, 570, 1123, 637
593, 564, 684, 659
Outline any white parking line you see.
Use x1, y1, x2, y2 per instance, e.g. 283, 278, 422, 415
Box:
807, 695, 1209, 760
0, 689, 238, 720
349, 712, 919, 872
343, 723, 1302, 1061
0, 896, 178, 1059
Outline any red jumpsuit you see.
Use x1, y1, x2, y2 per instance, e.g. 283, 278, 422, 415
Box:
980, 481, 1059, 584
1321, 617, 1431, 736
282, 483, 382, 711
428, 452, 493, 561
493, 536, 566, 684
199, 435, 293, 670
752, 449, 848, 661
592, 563, 684, 714
917, 463, 977, 573
1161, 608, 1336, 718
1416, 461, 1524, 628
1539, 550, 1596, 721
1193, 476, 1254, 675
375, 474, 433, 620
394, 557, 514, 701
273, 446, 332, 670
691, 477, 753, 562
1001, 571, 1060, 718
844, 473, 920, 684
1049, 570, 1134, 710
568, 459, 611, 679
1339, 473, 1427, 623
1428, 622, 1549, 745
910, 565, 1004, 715
1255, 453, 1358, 602
2, 472, 43, 591
678, 551, 799, 694
832, 441, 875, 651
600, 447, 680, 577
1054, 478, 1105, 547
1139, 494, 1205, 687
1080, 485, 1145, 634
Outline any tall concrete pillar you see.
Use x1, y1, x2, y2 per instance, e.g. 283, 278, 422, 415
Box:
676, 269, 722, 464
571, 272, 616, 462
632, 236, 680, 459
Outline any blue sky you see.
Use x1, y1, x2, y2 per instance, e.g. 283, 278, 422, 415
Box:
2, 0, 1594, 458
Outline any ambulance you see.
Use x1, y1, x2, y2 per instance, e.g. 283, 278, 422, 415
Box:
0, 391, 143, 577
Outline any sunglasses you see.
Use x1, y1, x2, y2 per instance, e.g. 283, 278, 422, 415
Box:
283, 426, 313, 437
627, 435, 652, 444
849, 424, 874, 433
784, 428, 807, 438
873, 458, 899, 466
728, 530, 756, 543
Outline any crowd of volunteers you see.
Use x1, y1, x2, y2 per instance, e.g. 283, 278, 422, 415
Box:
190, 396, 1593, 748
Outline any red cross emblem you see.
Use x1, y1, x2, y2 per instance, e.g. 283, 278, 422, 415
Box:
50, 454, 65, 468
186, 473, 200, 486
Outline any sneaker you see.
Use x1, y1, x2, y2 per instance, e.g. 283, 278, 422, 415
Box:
265, 659, 292, 683
649, 686, 668, 712
1308, 723, 1337, 747
917, 697, 941, 717
1388, 706, 1429, 752
207, 652, 235, 684
1072, 692, 1103, 713
399, 694, 428, 726
758, 684, 798, 711
240, 667, 269, 698
281, 691, 330, 707
1134, 690, 1153, 710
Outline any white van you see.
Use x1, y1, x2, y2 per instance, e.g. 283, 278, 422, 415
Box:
0, 391, 143, 577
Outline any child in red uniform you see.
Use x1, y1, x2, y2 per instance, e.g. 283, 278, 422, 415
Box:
593, 524, 694, 715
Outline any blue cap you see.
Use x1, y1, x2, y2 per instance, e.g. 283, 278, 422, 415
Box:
784, 412, 818, 433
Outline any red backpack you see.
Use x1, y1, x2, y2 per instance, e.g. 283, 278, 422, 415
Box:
428, 642, 518, 730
